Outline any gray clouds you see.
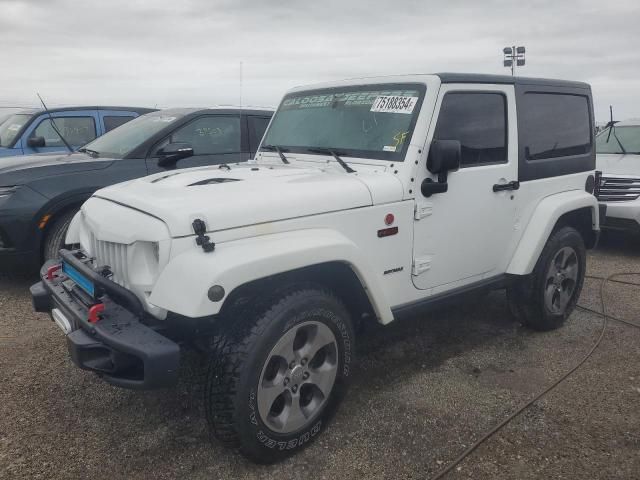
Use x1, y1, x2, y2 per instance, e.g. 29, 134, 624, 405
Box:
1, 0, 639, 121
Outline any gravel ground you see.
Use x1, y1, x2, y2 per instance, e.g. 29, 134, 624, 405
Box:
1, 232, 639, 479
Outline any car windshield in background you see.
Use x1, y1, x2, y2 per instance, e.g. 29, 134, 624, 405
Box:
596, 126, 640, 155
0, 114, 32, 147
80, 113, 181, 158
262, 83, 426, 161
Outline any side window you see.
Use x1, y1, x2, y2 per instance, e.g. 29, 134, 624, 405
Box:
248, 116, 271, 152
31, 117, 97, 147
104, 116, 135, 133
169, 116, 241, 155
521, 93, 591, 160
434, 92, 507, 167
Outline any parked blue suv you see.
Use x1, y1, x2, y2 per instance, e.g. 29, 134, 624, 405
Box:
0, 106, 155, 157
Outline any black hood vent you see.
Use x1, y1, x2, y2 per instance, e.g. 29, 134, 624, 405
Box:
188, 178, 241, 186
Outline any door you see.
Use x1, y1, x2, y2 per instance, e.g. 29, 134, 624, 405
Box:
145, 114, 247, 174
412, 85, 519, 291
24, 111, 98, 154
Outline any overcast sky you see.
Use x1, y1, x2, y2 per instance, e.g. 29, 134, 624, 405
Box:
1, 0, 638, 122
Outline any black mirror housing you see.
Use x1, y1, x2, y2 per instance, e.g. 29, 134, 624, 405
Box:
427, 140, 461, 174
27, 136, 46, 148
422, 140, 462, 197
157, 142, 194, 167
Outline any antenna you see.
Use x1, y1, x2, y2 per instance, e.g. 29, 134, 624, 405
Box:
36, 93, 74, 153
239, 61, 243, 108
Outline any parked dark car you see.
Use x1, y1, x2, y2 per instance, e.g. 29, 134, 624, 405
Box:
0, 106, 156, 158
0, 107, 273, 270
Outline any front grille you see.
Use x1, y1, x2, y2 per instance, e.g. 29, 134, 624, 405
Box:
89, 233, 130, 288
596, 177, 640, 202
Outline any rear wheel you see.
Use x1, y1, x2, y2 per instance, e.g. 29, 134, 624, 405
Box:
205, 286, 354, 463
42, 210, 78, 262
507, 226, 586, 331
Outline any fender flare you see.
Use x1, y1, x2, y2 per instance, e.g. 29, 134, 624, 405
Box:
149, 228, 394, 323
506, 190, 599, 275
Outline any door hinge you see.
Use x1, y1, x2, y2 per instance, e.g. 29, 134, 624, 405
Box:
414, 203, 433, 220
412, 256, 432, 276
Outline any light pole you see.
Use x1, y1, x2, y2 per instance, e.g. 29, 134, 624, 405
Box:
503, 46, 525, 76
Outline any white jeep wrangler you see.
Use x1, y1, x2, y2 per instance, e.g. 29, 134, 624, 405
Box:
31, 73, 600, 463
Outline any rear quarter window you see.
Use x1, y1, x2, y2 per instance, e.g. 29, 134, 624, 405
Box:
104, 116, 135, 132
521, 93, 591, 160
516, 87, 594, 181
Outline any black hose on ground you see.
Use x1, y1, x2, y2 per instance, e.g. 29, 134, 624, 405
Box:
428, 272, 640, 480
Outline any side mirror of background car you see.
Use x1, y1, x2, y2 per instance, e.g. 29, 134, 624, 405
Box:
27, 136, 46, 148
156, 142, 194, 168
422, 140, 461, 197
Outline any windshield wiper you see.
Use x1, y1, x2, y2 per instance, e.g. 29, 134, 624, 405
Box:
306, 148, 356, 173
603, 106, 626, 154
78, 147, 100, 158
611, 127, 627, 154
261, 144, 289, 164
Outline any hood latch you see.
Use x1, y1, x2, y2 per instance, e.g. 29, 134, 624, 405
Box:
192, 219, 215, 253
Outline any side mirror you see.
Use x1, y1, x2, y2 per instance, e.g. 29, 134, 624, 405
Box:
422, 140, 461, 197
27, 136, 46, 148
156, 142, 194, 168
427, 140, 461, 174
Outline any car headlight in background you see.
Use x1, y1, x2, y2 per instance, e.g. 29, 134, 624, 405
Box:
0, 186, 18, 198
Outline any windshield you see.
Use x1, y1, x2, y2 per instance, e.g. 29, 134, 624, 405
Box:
0, 114, 32, 147
80, 112, 181, 158
262, 83, 426, 161
596, 126, 640, 154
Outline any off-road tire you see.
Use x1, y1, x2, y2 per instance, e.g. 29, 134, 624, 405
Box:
507, 226, 586, 331
43, 210, 78, 262
205, 286, 355, 463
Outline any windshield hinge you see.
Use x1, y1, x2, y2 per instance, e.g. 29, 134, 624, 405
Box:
412, 256, 432, 276
414, 203, 433, 220
192, 219, 215, 253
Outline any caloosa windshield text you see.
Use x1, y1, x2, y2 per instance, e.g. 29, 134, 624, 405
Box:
261, 83, 425, 161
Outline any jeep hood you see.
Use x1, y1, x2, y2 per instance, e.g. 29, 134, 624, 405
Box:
596, 153, 640, 177
94, 163, 403, 237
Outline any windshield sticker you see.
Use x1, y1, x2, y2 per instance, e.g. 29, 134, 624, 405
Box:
282, 90, 420, 110
7, 124, 22, 131
371, 96, 418, 114
152, 116, 177, 123
383, 146, 396, 152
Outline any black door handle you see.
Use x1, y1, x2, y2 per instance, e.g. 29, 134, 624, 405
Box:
493, 180, 520, 192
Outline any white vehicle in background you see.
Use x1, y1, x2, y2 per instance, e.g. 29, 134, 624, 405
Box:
32, 73, 600, 463
596, 119, 640, 234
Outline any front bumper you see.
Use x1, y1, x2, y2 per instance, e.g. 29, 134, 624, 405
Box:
31, 249, 180, 389
599, 198, 640, 233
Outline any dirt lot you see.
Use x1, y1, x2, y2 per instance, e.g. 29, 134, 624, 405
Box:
1, 233, 639, 480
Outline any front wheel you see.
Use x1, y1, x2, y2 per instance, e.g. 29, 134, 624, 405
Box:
205, 287, 355, 463
42, 210, 78, 263
507, 226, 586, 331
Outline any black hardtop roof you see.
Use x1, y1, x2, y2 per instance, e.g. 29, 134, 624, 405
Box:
15, 106, 157, 115
436, 73, 590, 90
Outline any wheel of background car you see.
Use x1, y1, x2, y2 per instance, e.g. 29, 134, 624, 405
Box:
43, 210, 78, 263
205, 286, 354, 463
507, 226, 586, 331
